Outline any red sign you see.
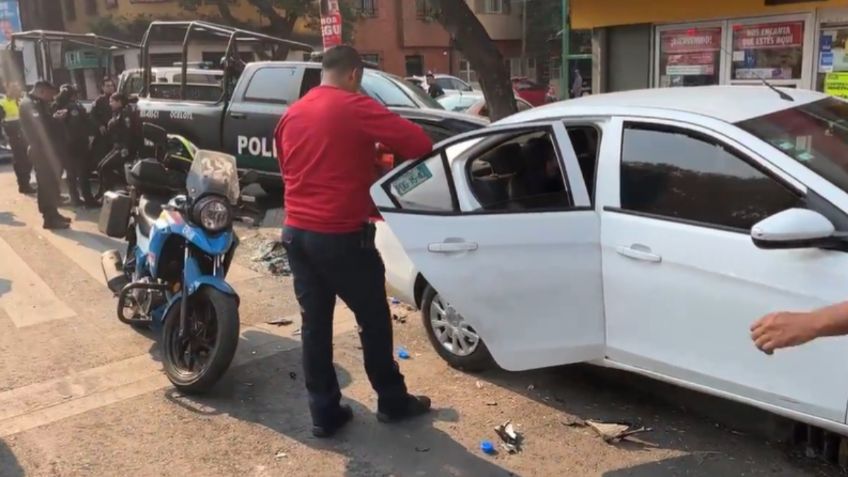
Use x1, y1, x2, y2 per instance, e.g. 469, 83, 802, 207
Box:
320, 0, 343, 50
733, 22, 804, 50
661, 28, 722, 54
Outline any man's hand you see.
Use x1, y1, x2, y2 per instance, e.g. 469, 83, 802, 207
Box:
750, 311, 821, 355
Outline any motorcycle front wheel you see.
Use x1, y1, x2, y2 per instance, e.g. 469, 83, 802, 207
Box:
162, 287, 240, 394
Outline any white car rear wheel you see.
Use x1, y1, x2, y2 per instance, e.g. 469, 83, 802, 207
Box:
421, 285, 493, 372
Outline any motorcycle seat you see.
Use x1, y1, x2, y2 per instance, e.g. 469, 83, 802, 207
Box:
137, 195, 167, 238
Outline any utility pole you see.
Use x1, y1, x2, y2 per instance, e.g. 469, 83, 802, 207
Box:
561, 0, 569, 99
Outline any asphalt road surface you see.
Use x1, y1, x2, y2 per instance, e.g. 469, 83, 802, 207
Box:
0, 164, 840, 477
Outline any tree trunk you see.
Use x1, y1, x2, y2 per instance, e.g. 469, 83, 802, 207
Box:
431, 0, 517, 121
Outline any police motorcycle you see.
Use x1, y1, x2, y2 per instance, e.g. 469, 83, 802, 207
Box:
98, 129, 253, 394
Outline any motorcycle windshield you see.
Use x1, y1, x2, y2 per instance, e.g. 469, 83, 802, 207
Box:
186, 150, 240, 204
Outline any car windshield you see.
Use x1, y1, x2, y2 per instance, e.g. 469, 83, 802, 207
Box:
439, 94, 480, 112
737, 98, 848, 194
361, 71, 443, 110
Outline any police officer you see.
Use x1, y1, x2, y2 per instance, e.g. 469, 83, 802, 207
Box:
91, 77, 116, 166
19, 81, 70, 230
0, 81, 35, 194
95, 92, 142, 195
55, 84, 97, 207
277, 46, 434, 438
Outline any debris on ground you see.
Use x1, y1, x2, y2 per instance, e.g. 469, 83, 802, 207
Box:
485, 401, 498, 406
249, 239, 291, 276
289, 372, 297, 380
397, 347, 410, 359
266, 317, 294, 326
475, 381, 484, 389
275, 451, 288, 459
293, 328, 302, 337
526, 384, 535, 392
567, 418, 653, 444
392, 313, 407, 324
494, 420, 523, 454
414, 446, 430, 453
480, 440, 496, 455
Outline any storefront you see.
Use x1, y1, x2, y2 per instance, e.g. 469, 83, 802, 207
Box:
655, 14, 815, 89
573, 0, 848, 95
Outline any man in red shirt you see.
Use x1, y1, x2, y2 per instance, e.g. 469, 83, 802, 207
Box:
276, 46, 434, 438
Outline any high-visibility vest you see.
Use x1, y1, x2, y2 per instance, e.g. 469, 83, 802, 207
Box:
0, 97, 20, 121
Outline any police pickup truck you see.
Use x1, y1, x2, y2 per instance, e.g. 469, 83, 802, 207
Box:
131, 61, 487, 188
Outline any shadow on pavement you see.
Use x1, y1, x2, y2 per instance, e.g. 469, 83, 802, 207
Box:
0, 212, 24, 227
167, 345, 517, 477
0, 440, 24, 477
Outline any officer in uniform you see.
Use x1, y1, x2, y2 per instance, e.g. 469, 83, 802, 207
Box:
91, 77, 116, 167
55, 84, 97, 207
19, 81, 70, 230
0, 81, 35, 194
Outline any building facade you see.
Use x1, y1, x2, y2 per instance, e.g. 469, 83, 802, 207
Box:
19, 0, 65, 31
573, 0, 848, 98
352, 0, 524, 80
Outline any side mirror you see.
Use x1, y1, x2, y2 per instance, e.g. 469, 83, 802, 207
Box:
751, 208, 837, 249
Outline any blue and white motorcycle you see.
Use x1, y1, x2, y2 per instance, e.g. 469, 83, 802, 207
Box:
99, 144, 248, 394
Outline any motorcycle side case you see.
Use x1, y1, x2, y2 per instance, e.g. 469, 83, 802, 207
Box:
99, 191, 132, 238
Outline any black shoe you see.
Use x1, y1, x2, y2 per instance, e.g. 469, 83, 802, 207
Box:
312, 404, 353, 438
377, 395, 432, 423
43, 216, 70, 230
48, 213, 72, 224
18, 184, 36, 195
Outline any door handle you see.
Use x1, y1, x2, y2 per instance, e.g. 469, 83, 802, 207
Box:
428, 241, 479, 253
616, 244, 662, 263
230, 112, 247, 119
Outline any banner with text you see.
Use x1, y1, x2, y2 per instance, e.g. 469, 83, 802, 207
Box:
320, 0, 343, 50
733, 22, 804, 50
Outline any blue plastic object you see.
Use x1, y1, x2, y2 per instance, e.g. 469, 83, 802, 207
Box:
397, 347, 410, 359
480, 440, 496, 455
390, 297, 401, 305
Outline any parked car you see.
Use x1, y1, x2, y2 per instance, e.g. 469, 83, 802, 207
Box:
134, 62, 486, 188
438, 92, 533, 118
407, 74, 476, 96
511, 77, 554, 106
373, 85, 848, 436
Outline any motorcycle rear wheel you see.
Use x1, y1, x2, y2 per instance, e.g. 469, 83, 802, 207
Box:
162, 287, 239, 394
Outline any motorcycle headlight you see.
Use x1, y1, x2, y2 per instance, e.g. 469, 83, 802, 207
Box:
192, 197, 232, 233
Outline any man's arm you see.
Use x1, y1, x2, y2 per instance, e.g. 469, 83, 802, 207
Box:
750, 302, 848, 354
351, 95, 433, 159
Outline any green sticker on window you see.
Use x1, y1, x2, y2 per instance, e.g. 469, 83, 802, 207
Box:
393, 163, 433, 196
777, 141, 795, 151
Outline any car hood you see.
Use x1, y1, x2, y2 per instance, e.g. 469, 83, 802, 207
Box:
388, 106, 489, 127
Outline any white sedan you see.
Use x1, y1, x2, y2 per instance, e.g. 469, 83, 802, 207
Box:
373, 85, 848, 436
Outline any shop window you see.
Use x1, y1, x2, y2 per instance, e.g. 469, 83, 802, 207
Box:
658, 27, 722, 88
818, 28, 848, 97
459, 58, 478, 84
730, 21, 804, 82
85, 0, 97, 15
362, 53, 380, 66
356, 0, 376, 17
405, 55, 424, 77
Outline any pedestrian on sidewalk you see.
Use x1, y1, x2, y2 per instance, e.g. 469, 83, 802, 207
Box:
426, 72, 444, 99
19, 81, 71, 230
91, 78, 116, 170
0, 81, 35, 194
276, 45, 434, 438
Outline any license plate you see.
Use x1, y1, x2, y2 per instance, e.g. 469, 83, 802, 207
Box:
393, 163, 433, 196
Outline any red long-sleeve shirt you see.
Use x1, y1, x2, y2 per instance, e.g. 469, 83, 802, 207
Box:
276, 85, 433, 233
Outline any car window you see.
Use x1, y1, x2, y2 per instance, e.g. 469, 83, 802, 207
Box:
620, 124, 801, 231
361, 72, 418, 108
300, 68, 322, 98
439, 95, 477, 112
465, 129, 572, 212
451, 78, 469, 91
386, 153, 456, 212
434, 78, 454, 90
243, 67, 299, 104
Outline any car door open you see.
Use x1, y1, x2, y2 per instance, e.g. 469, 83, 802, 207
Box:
371, 123, 605, 371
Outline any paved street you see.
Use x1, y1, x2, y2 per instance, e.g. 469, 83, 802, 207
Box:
0, 163, 841, 477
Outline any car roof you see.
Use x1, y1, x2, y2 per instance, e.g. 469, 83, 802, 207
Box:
502, 86, 827, 125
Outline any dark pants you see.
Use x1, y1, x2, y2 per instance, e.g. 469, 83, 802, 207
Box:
65, 141, 94, 202
5, 122, 32, 189
29, 146, 60, 219
282, 225, 408, 425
